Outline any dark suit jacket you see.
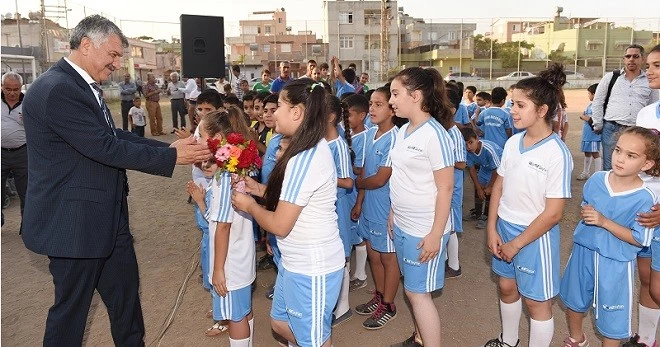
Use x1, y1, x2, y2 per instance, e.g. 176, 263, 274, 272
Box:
22, 58, 177, 258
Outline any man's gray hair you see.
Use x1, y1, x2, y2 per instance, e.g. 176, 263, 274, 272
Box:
2, 71, 23, 86
69, 15, 128, 50
170, 72, 180, 79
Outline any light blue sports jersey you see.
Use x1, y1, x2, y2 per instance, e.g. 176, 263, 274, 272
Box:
505, 99, 513, 109
352, 129, 368, 169
328, 136, 353, 198
454, 104, 470, 125
581, 103, 601, 143
194, 177, 213, 231
466, 102, 478, 118
467, 140, 502, 186
573, 171, 656, 262
478, 107, 512, 148
207, 172, 234, 223
261, 133, 283, 184
364, 114, 374, 129
448, 126, 467, 232
363, 126, 398, 223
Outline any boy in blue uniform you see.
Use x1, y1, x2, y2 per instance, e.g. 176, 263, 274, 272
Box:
461, 127, 502, 229
476, 87, 512, 149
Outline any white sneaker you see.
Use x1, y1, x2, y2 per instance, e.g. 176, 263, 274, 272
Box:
576, 172, 590, 181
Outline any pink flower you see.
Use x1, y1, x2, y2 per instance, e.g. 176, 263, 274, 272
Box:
215, 144, 232, 162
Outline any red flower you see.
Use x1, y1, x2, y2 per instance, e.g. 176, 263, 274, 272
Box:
207, 138, 221, 152
226, 132, 244, 145
254, 155, 263, 169
236, 140, 261, 169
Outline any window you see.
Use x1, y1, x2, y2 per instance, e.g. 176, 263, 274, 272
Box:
265, 26, 271, 34
427, 32, 438, 41
364, 36, 380, 50
585, 40, 603, 51
512, 24, 519, 32
131, 46, 143, 58
263, 44, 270, 53
242, 26, 258, 35
449, 66, 460, 74
280, 44, 292, 53
339, 12, 353, 24
448, 32, 456, 40
339, 36, 354, 49
278, 18, 282, 24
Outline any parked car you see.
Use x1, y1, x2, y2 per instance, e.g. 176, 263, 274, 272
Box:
564, 71, 586, 79
496, 71, 536, 81
443, 72, 484, 82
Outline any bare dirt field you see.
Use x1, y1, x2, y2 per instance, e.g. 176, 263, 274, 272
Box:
1, 89, 654, 346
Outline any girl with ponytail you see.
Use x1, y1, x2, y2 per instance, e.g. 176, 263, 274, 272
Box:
231, 79, 345, 347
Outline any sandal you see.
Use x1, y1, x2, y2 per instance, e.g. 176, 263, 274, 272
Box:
206, 310, 213, 319
205, 321, 228, 337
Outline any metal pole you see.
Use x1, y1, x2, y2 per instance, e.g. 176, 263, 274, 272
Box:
459, 19, 463, 73
603, 18, 608, 76
574, 18, 579, 74
517, 19, 521, 73
305, 20, 308, 62
368, 16, 371, 72
64, 0, 69, 33
489, 18, 493, 80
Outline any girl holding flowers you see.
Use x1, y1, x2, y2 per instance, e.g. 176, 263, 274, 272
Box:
198, 106, 261, 347
231, 79, 345, 347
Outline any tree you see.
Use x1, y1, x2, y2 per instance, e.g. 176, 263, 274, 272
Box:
136, 35, 154, 41
472, 34, 535, 68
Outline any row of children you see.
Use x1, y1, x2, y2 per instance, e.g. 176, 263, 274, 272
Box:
179, 44, 660, 347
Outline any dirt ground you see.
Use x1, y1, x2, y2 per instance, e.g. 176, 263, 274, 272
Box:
1, 89, 655, 347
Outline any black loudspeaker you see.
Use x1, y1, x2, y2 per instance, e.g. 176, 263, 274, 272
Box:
180, 15, 225, 78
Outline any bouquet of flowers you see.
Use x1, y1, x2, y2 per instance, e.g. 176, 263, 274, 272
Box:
207, 132, 262, 192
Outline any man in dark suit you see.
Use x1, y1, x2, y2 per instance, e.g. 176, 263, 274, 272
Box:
21, 15, 211, 346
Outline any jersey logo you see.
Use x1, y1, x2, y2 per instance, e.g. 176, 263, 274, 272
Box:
286, 307, 303, 318
653, 236, 660, 242
601, 304, 625, 311
527, 160, 548, 174
369, 229, 384, 237
403, 257, 421, 267
516, 265, 535, 275
406, 145, 423, 154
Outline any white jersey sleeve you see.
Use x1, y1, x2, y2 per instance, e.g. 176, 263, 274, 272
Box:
281, 146, 326, 207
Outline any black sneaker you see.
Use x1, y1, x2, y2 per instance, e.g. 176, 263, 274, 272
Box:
463, 210, 479, 221
622, 334, 655, 347
355, 292, 381, 316
362, 302, 397, 330
484, 335, 519, 347
445, 264, 462, 279
390, 332, 422, 347
257, 254, 275, 271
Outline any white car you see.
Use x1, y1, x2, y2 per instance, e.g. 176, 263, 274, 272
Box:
443, 72, 484, 82
496, 71, 536, 81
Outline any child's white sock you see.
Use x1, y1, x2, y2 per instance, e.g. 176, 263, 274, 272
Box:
447, 232, 460, 270
500, 299, 522, 346
288, 342, 300, 347
353, 244, 368, 281
638, 304, 660, 345
528, 317, 554, 347
594, 157, 603, 171
583, 156, 592, 174
248, 318, 254, 347
334, 267, 350, 317
229, 337, 250, 347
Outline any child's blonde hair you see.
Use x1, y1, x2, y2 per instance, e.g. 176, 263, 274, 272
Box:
202, 106, 253, 141
618, 126, 660, 177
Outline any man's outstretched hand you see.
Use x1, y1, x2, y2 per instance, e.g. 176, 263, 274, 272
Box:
171, 136, 212, 165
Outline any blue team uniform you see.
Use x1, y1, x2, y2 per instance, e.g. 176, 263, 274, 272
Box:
477, 107, 512, 148
560, 171, 656, 339
359, 126, 397, 252
581, 103, 602, 153
466, 140, 502, 186
350, 129, 368, 245
465, 102, 478, 119
448, 126, 467, 232
195, 178, 212, 290
328, 137, 355, 257
454, 104, 470, 125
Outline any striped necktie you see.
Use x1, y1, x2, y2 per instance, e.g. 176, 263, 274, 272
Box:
90, 82, 117, 136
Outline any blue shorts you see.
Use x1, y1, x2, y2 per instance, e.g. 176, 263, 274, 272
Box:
559, 244, 634, 339
212, 284, 252, 322
491, 218, 560, 302
360, 218, 395, 253
450, 203, 463, 233
581, 141, 601, 153
652, 231, 660, 272
271, 267, 342, 347
201, 228, 211, 290
351, 219, 363, 246
393, 225, 449, 293
337, 194, 356, 257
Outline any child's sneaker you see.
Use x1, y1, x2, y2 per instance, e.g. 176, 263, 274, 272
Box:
331, 309, 353, 327
390, 332, 422, 347
362, 302, 397, 330
463, 210, 479, 221
265, 284, 275, 300
576, 172, 590, 181
623, 334, 656, 347
563, 334, 589, 347
355, 292, 381, 316
445, 265, 462, 279
476, 216, 488, 229
484, 335, 519, 347
349, 278, 367, 291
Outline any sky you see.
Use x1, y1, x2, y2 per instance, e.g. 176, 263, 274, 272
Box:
8, 0, 660, 41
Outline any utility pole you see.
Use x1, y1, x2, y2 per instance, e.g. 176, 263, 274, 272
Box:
380, 0, 390, 82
